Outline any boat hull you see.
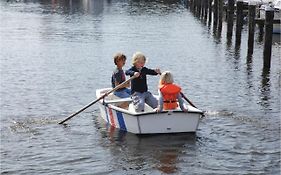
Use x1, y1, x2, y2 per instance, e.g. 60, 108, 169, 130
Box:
98, 103, 201, 134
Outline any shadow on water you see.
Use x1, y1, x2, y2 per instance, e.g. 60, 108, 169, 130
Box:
94, 116, 196, 174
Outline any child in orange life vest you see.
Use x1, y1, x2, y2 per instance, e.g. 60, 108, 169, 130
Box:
156, 71, 188, 112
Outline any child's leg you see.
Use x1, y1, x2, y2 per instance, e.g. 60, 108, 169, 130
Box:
125, 88, 131, 95
132, 92, 145, 112
158, 93, 164, 111
145, 91, 158, 109
114, 89, 131, 98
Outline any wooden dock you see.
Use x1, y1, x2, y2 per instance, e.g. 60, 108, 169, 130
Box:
185, 0, 280, 69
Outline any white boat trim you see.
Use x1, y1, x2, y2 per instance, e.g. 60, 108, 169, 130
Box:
104, 97, 132, 104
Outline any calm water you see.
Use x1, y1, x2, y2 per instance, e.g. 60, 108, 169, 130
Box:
0, 0, 280, 174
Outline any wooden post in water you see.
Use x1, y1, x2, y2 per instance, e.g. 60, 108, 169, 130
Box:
195, 0, 199, 16
201, 0, 204, 19
194, 0, 199, 16
204, 0, 208, 21
186, 0, 190, 8
193, 0, 197, 13
190, 0, 194, 12
235, 0, 244, 46
258, 20, 264, 35
227, 0, 235, 40
263, 6, 274, 69
202, 0, 205, 20
198, 0, 202, 18
208, 0, 213, 26
213, 0, 219, 27
247, 2, 256, 56
218, 0, 223, 32
258, 22, 264, 42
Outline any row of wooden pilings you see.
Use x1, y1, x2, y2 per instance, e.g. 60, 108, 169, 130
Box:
184, 0, 278, 69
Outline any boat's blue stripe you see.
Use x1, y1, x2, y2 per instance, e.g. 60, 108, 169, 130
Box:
116, 111, 127, 131
104, 106, 109, 123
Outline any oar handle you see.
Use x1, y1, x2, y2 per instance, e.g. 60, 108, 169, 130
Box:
58, 75, 136, 125
180, 92, 197, 108
104, 75, 135, 96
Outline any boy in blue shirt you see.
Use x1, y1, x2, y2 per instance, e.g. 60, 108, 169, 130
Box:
111, 53, 131, 98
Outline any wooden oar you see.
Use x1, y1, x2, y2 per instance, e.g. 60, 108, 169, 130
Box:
180, 92, 197, 108
58, 75, 136, 125
181, 92, 206, 116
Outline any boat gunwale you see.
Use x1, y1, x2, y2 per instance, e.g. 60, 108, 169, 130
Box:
100, 101, 204, 116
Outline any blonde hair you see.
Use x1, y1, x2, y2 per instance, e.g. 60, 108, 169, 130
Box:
159, 71, 174, 84
113, 52, 126, 65
132, 52, 146, 66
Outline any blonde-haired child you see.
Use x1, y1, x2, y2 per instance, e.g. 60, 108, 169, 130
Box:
125, 52, 161, 112
157, 71, 187, 112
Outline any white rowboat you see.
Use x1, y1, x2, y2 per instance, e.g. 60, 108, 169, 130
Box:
96, 88, 204, 134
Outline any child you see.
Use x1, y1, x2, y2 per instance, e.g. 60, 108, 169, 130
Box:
156, 71, 188, 112
111, 52, 131, 98
125, 52, 161, 112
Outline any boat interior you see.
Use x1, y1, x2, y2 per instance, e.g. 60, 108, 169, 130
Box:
98, 88, 190, 114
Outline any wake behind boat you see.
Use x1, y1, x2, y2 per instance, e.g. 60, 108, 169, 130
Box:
96, 88, 204, 134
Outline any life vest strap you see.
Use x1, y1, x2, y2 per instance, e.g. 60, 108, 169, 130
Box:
163, 100, 177, 103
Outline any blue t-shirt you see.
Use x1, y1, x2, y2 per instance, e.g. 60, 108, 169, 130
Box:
111, 68, 126, 91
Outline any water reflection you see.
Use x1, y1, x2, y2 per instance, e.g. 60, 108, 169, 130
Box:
6, 0, 105, 15
5, 0, 189, 16
156, 148, 179, 173
48, 0, 104, 15
212, 23, 222, 44
234, 40, 241, 61
95, 118, 196, 174
257, 25, 264, 44
259, 67, 271, 109
217, 21, 222, 35
246, 54, 253, 76
226, 34, 233, 48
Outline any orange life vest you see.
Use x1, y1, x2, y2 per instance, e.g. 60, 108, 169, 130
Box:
159, 84, 181, 110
